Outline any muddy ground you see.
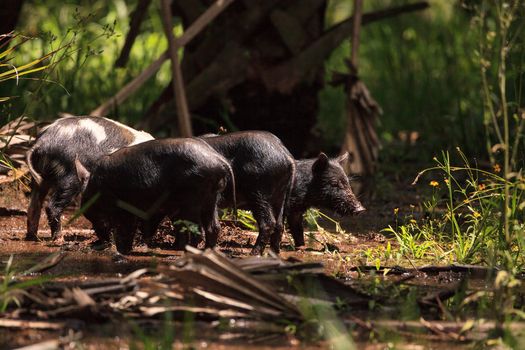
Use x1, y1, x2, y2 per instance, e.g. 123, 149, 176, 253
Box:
0, 210, 390, 349
0, 177, 514, 349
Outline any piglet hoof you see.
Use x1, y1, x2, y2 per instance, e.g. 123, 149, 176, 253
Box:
294, 245, 307, 252
112, 252, 128, 264
190, 235, 205, 248
250, 246, 264, 256
90, 239, 110, 251
269, 245, 281, 255
115, 238, 133, 255
25, 233, 38, 242
52, 236, 66, 246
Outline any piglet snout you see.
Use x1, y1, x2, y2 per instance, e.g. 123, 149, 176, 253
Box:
352, 204, 366, 215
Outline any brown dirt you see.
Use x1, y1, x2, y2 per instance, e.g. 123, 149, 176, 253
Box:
0, 210, 389, 283
0, 182, 496, 349
0, 202, 401, 349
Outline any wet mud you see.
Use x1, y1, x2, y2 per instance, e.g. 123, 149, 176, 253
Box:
0, 199, 511, 349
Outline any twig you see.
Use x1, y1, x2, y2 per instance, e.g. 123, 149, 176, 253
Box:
0, 319, 65, 330
91, 0, 235, 117
160, 0, 193, 137
350, 0, 363, 66
21, 252, 64, 276
115, 0, 152, 68
13, 340, 61, 350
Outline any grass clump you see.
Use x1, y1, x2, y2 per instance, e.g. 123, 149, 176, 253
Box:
0, 255, 54, 312
386, 148, 525, 266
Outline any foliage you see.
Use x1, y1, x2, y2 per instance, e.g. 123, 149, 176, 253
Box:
391, 0, 525, 267
0, 31, 63, 176
0, 255, 52, 312
320, 0, 487, 160
385, 148, 525, 266
380, 1, 525, 344
220, 209, 257, 231
0, 33, 55, 103
2, 0, 172, 126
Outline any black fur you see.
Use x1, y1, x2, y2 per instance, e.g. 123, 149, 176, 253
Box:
201, 131, 295, 255
287, 153, 365, 247
79, 138, 230, 254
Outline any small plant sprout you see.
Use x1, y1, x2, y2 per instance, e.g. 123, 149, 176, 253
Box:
0, 255, 54, 312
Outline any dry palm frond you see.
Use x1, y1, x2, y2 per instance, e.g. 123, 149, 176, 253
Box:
5, 249, 369, 325
0, 116, 37, 171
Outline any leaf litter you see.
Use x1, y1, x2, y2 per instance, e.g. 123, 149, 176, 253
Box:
2, 244, 525, 348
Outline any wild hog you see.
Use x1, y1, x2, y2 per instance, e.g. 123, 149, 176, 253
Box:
76, 138, 233, 254
287, 152, 365, 247
26, 115, 153, 242
201, 131, 295, 255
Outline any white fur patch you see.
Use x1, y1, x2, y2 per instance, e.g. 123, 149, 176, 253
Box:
103, 117, 154, 146
79, 119, 107, 144
42, 113, 78, 134
54, 124, 77, 139
129, 130, 155, 146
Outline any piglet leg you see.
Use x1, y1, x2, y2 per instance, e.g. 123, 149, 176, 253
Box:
26, 181, 49, 241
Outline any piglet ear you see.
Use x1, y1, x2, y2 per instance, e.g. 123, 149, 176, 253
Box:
75, 157, 91, 192
336, 152, 349, 166
312, 152, 329, 174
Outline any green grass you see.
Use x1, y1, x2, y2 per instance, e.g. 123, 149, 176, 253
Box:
0, 255, 54, 312
320, 0, 487, 161
2, 0, 172, 126
383, 148, 525, 267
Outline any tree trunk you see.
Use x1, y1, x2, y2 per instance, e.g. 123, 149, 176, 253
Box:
146, 0, 326, 156
133, 1, 427, 157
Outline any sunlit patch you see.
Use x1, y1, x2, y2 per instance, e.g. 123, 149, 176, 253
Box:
130, 131, 155, 145
103, 118, 154, 145
79, 119, 107, 144
54, 124, 77, 139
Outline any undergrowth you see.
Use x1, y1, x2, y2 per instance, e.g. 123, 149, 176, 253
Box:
385, 148, 525, 267
0, 255, 53, 312
379, 1, 525, 345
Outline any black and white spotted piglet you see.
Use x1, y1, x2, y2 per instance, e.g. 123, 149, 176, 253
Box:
26, 115, 153, 242
76, 138, 233, 254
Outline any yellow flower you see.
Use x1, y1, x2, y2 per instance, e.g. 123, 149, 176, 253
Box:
463, 199, 470, 204
394, 208, 399, 215
493, 164, 501, 173
410, 219, 417, 224
444, 179, 450, 185
473, 211, 481, 218
429, 180, 439, 187
478, 183, 486, 191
